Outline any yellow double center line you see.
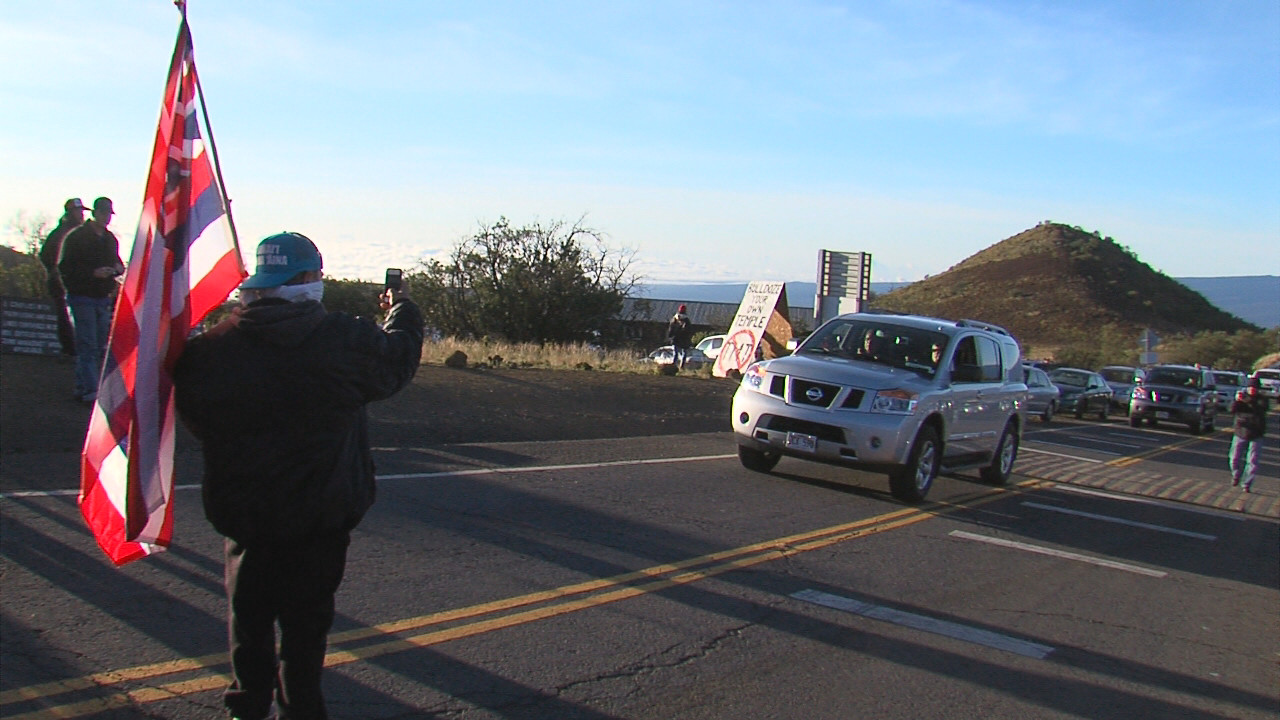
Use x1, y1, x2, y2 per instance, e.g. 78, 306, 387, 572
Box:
1106, 430, 1222, 469
2, 481, 1043, 720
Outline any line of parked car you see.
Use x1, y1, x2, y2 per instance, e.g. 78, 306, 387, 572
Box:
1015, 359, 1271, 435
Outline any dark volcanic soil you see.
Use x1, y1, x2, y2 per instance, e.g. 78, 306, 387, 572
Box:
0, 353, 738, 458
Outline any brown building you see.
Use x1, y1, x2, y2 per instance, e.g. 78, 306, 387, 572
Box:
618, 298, 815, 349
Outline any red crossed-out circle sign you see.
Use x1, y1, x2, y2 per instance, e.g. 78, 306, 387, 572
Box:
716, 328, 760, 376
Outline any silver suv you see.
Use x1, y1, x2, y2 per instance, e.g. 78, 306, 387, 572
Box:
731, 313, 1027, 503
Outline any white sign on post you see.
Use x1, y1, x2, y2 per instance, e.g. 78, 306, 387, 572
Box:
715, 281, 786, 378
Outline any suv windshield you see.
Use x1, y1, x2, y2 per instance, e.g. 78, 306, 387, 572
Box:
1100, 367, 1136, 383
799, 320, 949, 376
1146, 368, 1202, 388
1049, 369, 1091, 387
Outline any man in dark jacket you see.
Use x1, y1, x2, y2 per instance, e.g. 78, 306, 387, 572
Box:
1229, 376, 1270, 493
58, 197, 124, 402
174, 232, 423, 720
38, 197, 86, 356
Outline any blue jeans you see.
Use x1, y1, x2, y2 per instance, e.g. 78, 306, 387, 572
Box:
67, 295, 112, 399
1229, 435, 1260, 490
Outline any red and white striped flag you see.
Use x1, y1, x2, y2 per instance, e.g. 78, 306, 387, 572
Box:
80, 21, 245, 566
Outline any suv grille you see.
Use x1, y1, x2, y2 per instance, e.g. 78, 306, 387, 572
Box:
790, 379, 841, 408
761, 415, 846, 444
765, 374, 864, 410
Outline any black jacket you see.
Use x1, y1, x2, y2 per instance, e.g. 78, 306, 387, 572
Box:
57, 222, 122, 298
667, 313, 693, 348
1231, 394, 1269, 440
39, 216, 79, 290
174, 297, 423, 545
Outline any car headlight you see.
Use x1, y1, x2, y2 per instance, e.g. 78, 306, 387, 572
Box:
871, 388, 918, 414
741, 363, 766, 391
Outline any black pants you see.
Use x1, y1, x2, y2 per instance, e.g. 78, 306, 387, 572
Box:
45, 277, 75, 356
224, 532, 350, 720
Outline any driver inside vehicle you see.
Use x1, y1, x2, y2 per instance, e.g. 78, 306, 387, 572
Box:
861, 330, 888, 361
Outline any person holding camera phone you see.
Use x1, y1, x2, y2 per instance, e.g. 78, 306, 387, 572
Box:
58, 196, 125, 404
1229, 376, 1269, 493
174, 233, 422, 720
380, 267, 402, 311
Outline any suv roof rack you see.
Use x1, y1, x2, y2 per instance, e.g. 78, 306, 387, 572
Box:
955, 319, 1011, 336
858, 308, 911, 316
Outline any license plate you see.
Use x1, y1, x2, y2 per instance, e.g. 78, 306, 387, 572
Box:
786, 432, 817, 453
1156, 411, 1171, 419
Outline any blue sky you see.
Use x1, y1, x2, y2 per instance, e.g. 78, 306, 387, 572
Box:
3, 1, 1277, 286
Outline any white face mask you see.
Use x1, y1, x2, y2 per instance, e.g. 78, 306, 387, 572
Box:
240, 280, 324, 305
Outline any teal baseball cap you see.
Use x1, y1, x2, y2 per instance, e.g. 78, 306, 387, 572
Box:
241, 232, 323, 289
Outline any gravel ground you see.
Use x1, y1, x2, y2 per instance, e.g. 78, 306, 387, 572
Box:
0, 353, 739, 458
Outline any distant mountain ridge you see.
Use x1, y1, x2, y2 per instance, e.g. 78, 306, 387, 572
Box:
637, 277, 1277, 329
635, 226, 1276, 331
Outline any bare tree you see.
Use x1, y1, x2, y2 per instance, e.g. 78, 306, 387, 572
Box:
0, 211, 54, 297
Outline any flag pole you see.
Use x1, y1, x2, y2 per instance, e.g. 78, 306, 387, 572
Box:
174, 0, 243, 257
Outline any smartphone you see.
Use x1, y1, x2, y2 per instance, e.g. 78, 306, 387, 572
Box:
384, 267, 403, 291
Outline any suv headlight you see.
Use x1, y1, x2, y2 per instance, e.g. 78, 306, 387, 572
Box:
741, 363, 766, 392
871, 388, 918, 414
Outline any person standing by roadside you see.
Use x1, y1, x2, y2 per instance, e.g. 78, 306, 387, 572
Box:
1229, 376, 1269, 493
39, 198, 87, 357
174, 232, 423, 720
57, 197, 124, 403
667, 303, 693, 369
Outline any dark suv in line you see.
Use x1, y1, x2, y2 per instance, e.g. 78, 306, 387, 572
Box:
1128, 364, 1218, 434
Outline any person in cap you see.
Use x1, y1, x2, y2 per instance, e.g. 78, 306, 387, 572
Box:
57, 197, 124, 402
38, 198, 88, 356
1228, 376, 1269, 492
666, 303, 694, 370
173, 232, 422, 720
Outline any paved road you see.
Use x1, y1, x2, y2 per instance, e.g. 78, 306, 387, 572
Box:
1019, 413, 1279, 518
2, 423, 1277, 719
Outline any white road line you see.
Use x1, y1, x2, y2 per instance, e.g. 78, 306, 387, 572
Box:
949, 530, 1168, 578
792, 588, 1056, 659
1021, 501, 1217, 540
1081, 438, 1143, 449
1053, 485, 1248, 521
0, 484, 201, 500
1022, 439, 1123, 456
0, 455, 739, 500
377, 454, 737, 480
1019, 447, 1105, 463
1104, 432, 1158, 442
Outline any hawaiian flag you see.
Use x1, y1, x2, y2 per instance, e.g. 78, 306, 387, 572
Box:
80, 20, 246, 566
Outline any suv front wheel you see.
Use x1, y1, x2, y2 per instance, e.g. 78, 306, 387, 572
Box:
1190, 414, 1214, 435
889, 426, 940, 503
738, 445, 781, 473
981, 421, 1018, 486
